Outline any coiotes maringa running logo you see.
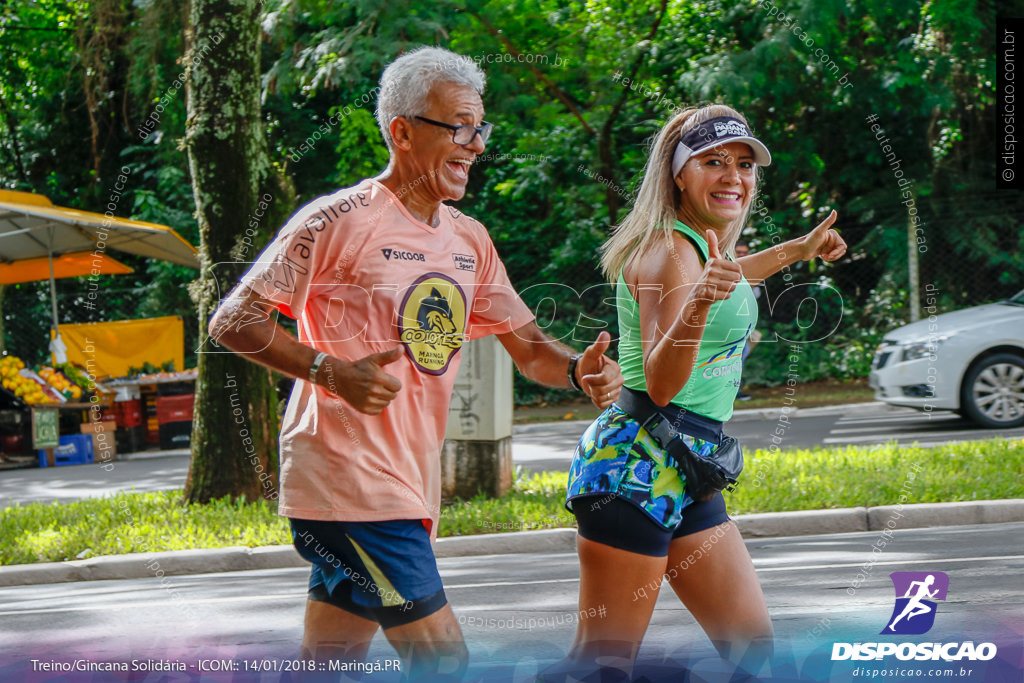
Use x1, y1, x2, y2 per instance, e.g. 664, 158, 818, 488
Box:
398, 273, 466, 375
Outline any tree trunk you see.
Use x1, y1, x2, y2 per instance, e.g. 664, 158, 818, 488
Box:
182, 0, 284, 503
0, 285, 6, 354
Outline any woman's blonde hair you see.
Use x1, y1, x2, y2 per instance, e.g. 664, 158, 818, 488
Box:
600, 104, 761, 282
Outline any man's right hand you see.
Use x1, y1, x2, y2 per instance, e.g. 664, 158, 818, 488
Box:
322, 347, 404, 415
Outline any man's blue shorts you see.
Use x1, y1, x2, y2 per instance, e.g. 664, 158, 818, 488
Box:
290, 518, 447, 629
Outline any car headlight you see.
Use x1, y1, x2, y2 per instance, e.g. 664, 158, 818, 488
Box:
901, 336, 948, 362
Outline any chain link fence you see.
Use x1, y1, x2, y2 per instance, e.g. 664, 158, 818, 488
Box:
1, 280, 199, 372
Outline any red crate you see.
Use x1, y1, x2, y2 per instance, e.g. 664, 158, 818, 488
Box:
115, 399, 143, 428
156, 394, 195, 425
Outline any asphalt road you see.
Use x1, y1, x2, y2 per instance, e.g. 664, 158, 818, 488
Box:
3, 406, 1023, 508
0, 522, 1021, 681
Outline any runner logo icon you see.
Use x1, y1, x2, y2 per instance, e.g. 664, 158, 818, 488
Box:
881, 571, 949, 635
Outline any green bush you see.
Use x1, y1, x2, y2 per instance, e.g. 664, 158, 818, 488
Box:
727, 438, 1024, 515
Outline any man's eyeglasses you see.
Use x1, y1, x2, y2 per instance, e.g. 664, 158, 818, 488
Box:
415, 116, 493, 146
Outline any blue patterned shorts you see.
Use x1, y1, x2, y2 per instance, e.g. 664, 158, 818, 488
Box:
566, 405, 722, 530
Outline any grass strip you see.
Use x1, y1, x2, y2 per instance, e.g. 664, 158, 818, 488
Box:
1, 438, 1021, 565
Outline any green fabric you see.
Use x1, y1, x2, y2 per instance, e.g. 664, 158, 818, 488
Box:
615, 221, 757, 421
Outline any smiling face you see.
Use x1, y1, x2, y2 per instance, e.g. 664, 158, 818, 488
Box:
674, 141, 756, 231
393, 80, 486, 205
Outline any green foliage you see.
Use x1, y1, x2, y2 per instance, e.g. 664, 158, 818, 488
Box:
0, 490, 287, 565
1, 0, 202, 368
727, 438, 1024, 514
126, 360, 175, 375
2, 0, 1018, 393
331, 108, 390, 188
439, 471, 576, 537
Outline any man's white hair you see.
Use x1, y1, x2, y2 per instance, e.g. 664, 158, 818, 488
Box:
376, 46, 486, 150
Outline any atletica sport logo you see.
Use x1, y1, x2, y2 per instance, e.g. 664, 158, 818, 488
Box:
452, 253, 476, 272
398, 273, 466, 375
831, 571, 997, 663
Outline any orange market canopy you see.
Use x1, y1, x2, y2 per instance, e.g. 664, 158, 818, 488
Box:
0, 189, 199, 363
0, 251, 133, 285
0, 189, 199, 268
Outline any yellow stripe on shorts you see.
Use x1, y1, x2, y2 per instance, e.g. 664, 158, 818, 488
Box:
346, 534, 407, 607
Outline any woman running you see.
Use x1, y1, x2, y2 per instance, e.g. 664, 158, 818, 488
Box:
561, 104, 847, 678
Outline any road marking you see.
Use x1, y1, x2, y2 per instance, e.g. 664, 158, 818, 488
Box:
446, 578, 580, 589
0, 591, 307, 617
753, 554, 1024, 572
444, 553, 1024, 584
1, 555, 1022, 618
834, 413, 959, 425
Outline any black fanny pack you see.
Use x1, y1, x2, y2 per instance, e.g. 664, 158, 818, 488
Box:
615, 387, 744, 501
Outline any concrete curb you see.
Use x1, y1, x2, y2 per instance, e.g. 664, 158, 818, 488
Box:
2, 499, 1021, 588
866, 499, 1024, 529
0, 546, 309, 587
734, 507, 869, 537
434, 528, 577, 558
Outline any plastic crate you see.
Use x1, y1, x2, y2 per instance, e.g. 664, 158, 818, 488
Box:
114, 399, 144, 428
156, 394, 195, 424
158, 421, 192, 450
38, 433, 94, 467
115, 425, 148, 454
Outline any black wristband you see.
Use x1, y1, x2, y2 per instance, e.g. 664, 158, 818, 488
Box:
567, 353, 584, 392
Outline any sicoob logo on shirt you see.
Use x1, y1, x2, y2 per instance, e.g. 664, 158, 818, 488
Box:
398, 273, 467, 375
382, 248, 426, 262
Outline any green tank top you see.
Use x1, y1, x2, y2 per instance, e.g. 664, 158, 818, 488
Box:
616, 221, 757, 422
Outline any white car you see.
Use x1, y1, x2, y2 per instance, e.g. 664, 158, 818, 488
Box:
869, 288, 1024, 428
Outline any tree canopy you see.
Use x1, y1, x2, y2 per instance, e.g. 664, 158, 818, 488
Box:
1, 0, 1017, 394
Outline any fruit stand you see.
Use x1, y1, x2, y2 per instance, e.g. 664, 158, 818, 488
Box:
0, 191, 201, 468
0, 354, 116, 469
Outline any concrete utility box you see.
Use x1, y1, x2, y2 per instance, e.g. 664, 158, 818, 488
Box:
441, 336, 514, 500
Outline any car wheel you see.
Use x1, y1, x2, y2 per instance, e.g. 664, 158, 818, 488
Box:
960, 353, 1024, 428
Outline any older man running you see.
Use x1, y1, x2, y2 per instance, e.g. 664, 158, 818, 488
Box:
209, 46, 622, 678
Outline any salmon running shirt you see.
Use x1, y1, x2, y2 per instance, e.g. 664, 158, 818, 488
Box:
240, 179, 534, 535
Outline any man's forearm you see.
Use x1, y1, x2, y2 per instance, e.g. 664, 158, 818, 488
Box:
498, 324, 578, 390
517, 341, 576, 390
209, 296, 322, 383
